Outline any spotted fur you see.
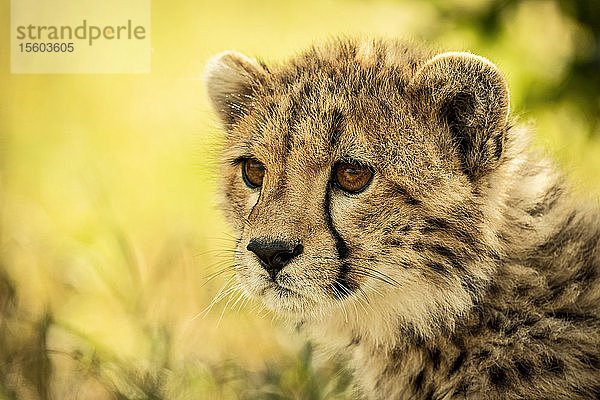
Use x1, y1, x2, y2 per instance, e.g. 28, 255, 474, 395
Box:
206, 38, 600, 399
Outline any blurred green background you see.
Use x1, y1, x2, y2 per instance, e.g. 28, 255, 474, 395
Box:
0, 0, 599, 399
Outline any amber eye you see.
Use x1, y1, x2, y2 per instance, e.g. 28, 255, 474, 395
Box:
242, 158, 265, 188
334, 162, 373, 193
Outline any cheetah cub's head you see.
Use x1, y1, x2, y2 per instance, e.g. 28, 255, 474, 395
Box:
206, 40, 509, 338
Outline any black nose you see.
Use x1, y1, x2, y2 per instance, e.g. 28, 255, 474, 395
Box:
247, 238, 303, 280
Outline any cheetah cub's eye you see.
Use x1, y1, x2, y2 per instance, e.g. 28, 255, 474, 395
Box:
334, 162, 373, 193
242, 158, 265, 189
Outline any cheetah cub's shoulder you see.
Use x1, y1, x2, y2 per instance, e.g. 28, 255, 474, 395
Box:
206, 38, 600, 399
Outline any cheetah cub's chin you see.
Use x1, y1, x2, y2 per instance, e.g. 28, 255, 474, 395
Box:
206, 39, 600, 399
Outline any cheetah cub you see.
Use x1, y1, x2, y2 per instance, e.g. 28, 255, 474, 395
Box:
205, 38, 600, 399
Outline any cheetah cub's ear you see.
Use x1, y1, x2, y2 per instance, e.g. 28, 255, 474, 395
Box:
411, 52, 510, 181
205, 51, 268, 130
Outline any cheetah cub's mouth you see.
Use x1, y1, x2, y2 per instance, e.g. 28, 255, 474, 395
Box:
206, 41, 506, 329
